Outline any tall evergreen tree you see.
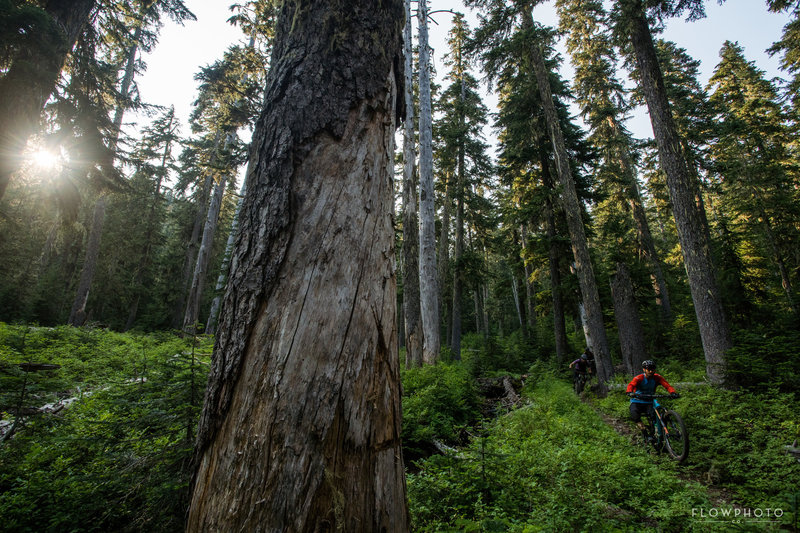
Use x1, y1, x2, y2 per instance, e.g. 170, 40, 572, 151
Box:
434, 14, 492, 359
467, 0, 614, 381
557, 0, 671, 326
402, 0, 423, 367
706, 41, 800, 316
612, 0, 732, 385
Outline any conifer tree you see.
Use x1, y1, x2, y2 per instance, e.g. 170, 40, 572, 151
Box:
434, 14, 492, 359
417, 0, 441, 364
402, 0, 423, 367
557, 0, 671, 325
612, 0, 731, 384
707, 41, 800, 316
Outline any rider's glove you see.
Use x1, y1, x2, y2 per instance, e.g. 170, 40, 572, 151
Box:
670, 392, 680, 399
627, 391, 636, 398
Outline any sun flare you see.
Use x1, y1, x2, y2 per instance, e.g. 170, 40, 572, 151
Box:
31, 149, 60, 169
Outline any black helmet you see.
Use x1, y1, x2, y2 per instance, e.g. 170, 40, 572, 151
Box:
642, 360, 656, 370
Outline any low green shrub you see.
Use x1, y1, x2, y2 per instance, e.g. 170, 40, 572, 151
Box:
0, 326, 211, 532
409, 379, 721, 532
402, 362, 482, 460
595, 382, 800, 530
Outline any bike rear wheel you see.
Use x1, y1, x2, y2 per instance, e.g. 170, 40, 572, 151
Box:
662, 410, 689, 463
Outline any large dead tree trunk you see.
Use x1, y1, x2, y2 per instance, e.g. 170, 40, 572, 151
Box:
186, 2, 408, 531
417, 0, 441, 364
402, 0, 423, 368
182, 166, 228, 334
626, 0, 731, 384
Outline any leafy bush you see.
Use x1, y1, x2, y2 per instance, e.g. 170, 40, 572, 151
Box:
402, 362, 481, 460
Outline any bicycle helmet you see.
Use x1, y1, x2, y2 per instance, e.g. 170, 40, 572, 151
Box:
641, 360, 656, 370
580, 353, 588, 360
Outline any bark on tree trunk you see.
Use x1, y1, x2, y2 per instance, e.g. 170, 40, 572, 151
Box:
611, 262, 646, 375
187, 2, 408, 530
0, 0, 97, 201
525, 22, 612, 380
417, 0, 441, 364
68, 195, 106, 326
402, 0, 423, 368
182, 168, 228, 334
541, 151, 569, 365
627, 0, 731, 384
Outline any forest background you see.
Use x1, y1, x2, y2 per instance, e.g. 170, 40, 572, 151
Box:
1, 0, 800, 530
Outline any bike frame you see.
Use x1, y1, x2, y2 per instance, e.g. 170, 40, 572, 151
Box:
636, 394, 673, 448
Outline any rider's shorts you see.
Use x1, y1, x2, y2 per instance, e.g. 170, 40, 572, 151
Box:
629, 401, 653, 423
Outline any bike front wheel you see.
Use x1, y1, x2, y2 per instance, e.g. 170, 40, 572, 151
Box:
662, 410, 689, 463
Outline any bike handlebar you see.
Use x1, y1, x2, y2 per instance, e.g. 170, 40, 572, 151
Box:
629, 393, 677, 399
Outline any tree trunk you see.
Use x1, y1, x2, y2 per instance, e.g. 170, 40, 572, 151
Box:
172, 134, 222, 329
182, 164, 228, 334
439, 175, 452, 347
186, 2, 408, 530
417, 0, 441, 364
206, 179, 246, 337
541, 152, 569, 365
402, 0, 423, 368
68, 195, 106, 326
627, 0, 731, 384
520, 224, 537, 333
0, 0, 97, 201
611, 261, 646, 375
524, 15, 613, 381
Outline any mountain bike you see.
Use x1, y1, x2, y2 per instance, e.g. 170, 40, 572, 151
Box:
633, 393, 689, 463
573, 371, 588, 394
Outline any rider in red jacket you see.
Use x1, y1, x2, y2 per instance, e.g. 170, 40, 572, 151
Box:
626, 360, 679, 438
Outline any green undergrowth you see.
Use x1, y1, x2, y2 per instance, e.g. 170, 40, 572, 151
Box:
0, 324, 212, 532
401, 361, 482, 461
408, 377, 730, 532
595, 379, 800, 526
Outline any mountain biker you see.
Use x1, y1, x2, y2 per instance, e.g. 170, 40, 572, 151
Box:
569, 352, 592, 375
626, 360, 679, 441
569, 350, 593, 391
